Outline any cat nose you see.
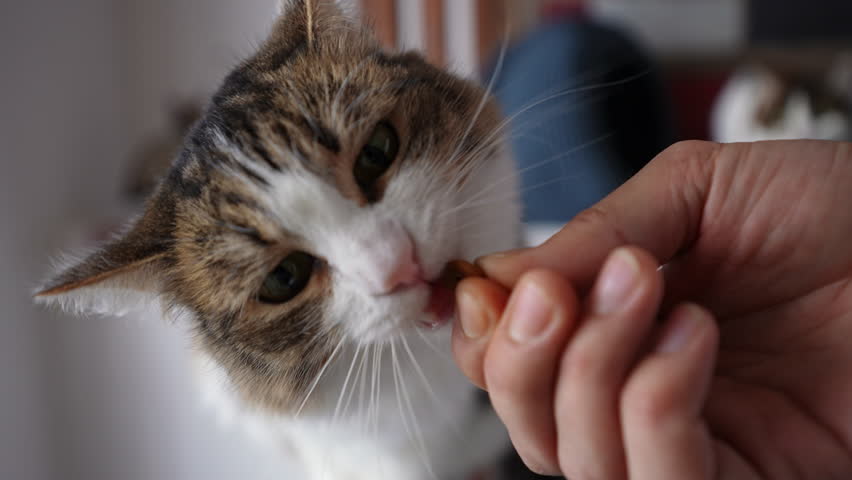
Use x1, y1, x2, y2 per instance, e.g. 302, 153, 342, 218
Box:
368, 234, 422, 295
382, 252, 422, 294
349, 220, 423, 295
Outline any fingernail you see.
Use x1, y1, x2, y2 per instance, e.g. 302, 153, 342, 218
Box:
508, 280, 553, 343
458, 291, 489, 340
657, 305, 704, 353
592, 248, 640, 315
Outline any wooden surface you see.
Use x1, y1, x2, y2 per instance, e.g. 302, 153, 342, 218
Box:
423, 0, 445, 65
357, 0, 544, 68
360, 0, 397, 48
476, 0, 505, 64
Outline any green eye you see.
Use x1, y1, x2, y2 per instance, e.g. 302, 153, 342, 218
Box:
258, 252, 315, 304
354, 122, 399, 194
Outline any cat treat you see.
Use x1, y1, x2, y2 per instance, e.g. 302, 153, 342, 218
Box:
437, 259, 485, 290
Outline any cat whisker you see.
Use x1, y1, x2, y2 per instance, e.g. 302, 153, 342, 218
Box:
343, 342, 368, 422
414, 327, 448, 359
399, 335, 440, 407
442, 30, 510, 175
442, 134, 611, 219
392, 339, 438, 480
448, 72, 640, 189
354, 341, 369, 417
400, 334, 463, 439
373, 341, 386, 476
332, 342, 362, 424
390, 339, 415, 440
449, 173, 596, 238
295, 335, 346, 418
390, 341, 426, 475
450, 88, 613, 187
366, 342, 376, 434
480, 69, 648, 155
447, 170, 594, 225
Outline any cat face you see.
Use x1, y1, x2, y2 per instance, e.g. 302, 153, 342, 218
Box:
35, 0, 520, 411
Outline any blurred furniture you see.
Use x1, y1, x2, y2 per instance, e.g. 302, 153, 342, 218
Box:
358, 0, 544, 69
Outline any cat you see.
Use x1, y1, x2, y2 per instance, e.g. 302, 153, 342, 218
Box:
35, 1, 521, 479
712, 59, 852, 143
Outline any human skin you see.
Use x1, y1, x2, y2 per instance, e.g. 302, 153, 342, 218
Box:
453, 140, 852, 479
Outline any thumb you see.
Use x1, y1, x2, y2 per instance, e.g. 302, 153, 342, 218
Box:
479, 140, 720, 291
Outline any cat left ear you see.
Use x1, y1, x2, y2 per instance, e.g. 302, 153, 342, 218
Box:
34, 196, 174, 316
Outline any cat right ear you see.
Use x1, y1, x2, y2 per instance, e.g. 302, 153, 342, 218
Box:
34, 197, 174, 317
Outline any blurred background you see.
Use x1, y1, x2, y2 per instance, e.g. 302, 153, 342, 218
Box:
2, 1, 850, 479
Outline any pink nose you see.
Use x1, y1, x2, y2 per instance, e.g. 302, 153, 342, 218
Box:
369, 233, 423, 294
383, 256, 422, 294
348, 220, 423, 295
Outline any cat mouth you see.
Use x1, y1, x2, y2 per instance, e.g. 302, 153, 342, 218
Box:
420, 282, 455, 330
418, 259, 483, 329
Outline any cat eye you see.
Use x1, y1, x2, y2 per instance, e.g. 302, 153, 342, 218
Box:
258, 251, 315, 304
354, 122, 399, 194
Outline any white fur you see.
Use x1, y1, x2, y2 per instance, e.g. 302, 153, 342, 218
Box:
200, 136, 520, 479
712, 66, 851, 143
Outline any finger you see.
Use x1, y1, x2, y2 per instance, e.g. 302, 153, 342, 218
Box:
555, 246, 664, 480
621, 303, 718, 480
452, 277, 509, 390
482, 269, 579, 475
478, 140, 721, 290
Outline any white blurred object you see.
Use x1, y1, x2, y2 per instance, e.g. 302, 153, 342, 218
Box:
711, 63, 852, 143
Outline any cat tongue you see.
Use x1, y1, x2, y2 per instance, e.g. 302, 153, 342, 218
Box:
422, 283, 455, 329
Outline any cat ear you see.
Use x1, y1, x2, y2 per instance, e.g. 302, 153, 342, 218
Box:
276, 0, 349, 17
34, 194, 175, 316
273, 0, 360, 46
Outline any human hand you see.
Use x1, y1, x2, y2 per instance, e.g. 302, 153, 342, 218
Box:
453, 140, 852, 478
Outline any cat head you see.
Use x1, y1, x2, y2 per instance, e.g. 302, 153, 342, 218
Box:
35, 0, 519, 410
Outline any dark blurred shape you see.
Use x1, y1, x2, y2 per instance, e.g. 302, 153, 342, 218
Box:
489, 17, 674, 223
497, 449, 562, 479
750, 0, 852, 45
665, 66, 729, 141
123, 102, 201, 200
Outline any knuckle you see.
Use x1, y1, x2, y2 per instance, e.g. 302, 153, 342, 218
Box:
569, 204, 612, 233
482, 349, 523, 396
661, 139, 718, 164
570, 203, 611, 228
621, 375, 676, 428
660, 140, 720, 189
569, 204, 630, 247
560, 337, 605, 385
